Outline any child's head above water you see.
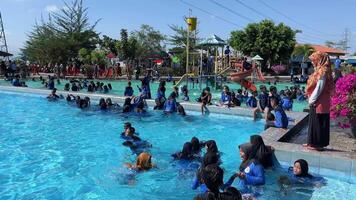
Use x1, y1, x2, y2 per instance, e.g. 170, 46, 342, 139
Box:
293, 159, 312, 178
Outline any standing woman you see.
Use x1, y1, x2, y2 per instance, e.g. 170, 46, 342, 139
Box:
304, 51, 334, 151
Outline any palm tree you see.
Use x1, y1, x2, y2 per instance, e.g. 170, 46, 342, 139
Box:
292, 44, 315, 75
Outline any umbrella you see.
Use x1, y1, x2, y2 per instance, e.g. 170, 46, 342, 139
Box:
199, 34, 226, 47
0, 51, 12, 57
252, 55, 264, 61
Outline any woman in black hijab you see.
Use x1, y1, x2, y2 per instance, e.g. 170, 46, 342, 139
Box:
192, 152, 220, 191
205, 140, 218, 154
172, 142, 194, 160
191, 137, 201, 155
249, 135, 274, 169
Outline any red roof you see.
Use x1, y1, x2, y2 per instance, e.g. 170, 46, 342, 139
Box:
311, 45, 345, 55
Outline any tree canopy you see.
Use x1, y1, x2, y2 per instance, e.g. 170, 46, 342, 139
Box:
22, 0, 99, 64
229, 20, 297, 70
292, 44, 315, 62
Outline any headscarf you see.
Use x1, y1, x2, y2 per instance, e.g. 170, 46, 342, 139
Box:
306, 51, 333, 97
249, 135, 269, 166
239, 143, 253, 171
136, 152, 153, 170
180, 142, 193, 159
295, 159, 313, 178
191, 137, 200, 153
202, 152, 219, 168
205, 140, 218, 154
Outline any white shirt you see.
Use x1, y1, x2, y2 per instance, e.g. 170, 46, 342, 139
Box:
308, 75, 326, 104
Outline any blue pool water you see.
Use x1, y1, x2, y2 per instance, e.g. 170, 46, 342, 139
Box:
0, 91, 354, 200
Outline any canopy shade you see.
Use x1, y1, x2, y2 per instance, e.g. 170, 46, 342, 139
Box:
0, 51, 12, 57
199, 34, 226, 47
252, 55, 264, 61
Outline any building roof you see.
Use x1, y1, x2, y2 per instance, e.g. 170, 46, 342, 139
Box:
310, 45, 346, 55
0, 51, 12, 57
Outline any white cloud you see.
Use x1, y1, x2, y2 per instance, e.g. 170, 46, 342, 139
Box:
45, 5, 59, 13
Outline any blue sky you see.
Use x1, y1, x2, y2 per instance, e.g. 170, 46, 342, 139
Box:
1, 0, 356, 55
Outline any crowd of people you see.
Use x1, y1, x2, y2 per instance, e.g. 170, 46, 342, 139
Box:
117, 124, 325, 200
43, 51, 335, 200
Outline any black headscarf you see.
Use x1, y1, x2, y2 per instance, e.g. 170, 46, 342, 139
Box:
197, 152, 220, 184
239, 143, 253, 171
249, 135, 272, 168
191, 137, 200, 153
202, 152, 219, 168
181, 142, 193, 159
205, 140, 218, 154
295, 159, 313, 178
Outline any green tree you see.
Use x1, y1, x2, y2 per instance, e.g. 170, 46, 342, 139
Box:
132, 24, 166, 59
292, 44, 315, 62
90, 49, 106, 65
120, 29, 130, 60
229, 20, 297, 70
99, 35, 118, 55
22, 0, 99, 64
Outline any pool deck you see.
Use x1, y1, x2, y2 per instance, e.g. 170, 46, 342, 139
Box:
1, 85, 355, 183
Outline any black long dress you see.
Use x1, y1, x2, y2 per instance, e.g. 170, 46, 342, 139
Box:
307, 105, 330, 147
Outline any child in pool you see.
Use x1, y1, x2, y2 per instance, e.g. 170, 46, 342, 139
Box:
124, 81, 134, 97
47, 88, 60, 100
278, 159, 326, 189
177, 104, 186, 116
125, 152, 154, 171
172, 142, 195, 160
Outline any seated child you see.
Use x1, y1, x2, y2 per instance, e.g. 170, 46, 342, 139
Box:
246, 91, 258, 108
265, 97, 288, 130
164, 94, 177, 113
220, 85, 231, 106
282, 91, 293, 111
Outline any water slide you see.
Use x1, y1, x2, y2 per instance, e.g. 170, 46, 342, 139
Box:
230, 69, 257, 92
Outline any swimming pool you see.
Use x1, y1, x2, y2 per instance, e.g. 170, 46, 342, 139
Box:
0, 91, 354, 200
0, 79, 308, 112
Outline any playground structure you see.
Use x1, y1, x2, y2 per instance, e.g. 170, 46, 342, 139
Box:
175, 12, 265, 92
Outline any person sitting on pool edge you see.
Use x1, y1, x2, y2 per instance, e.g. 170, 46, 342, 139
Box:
163, 93, 177, 114
246, 91, 258, 108
253, 85, 269, 121
265, 97, 288, 130
198, 87, 212, 115
125, 152, 154, 171
124, 81, 134, 97
281, 90, 293, 111
219, 85, 232, 107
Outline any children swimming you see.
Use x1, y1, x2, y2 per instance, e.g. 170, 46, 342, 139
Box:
219, 85, 232, 107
